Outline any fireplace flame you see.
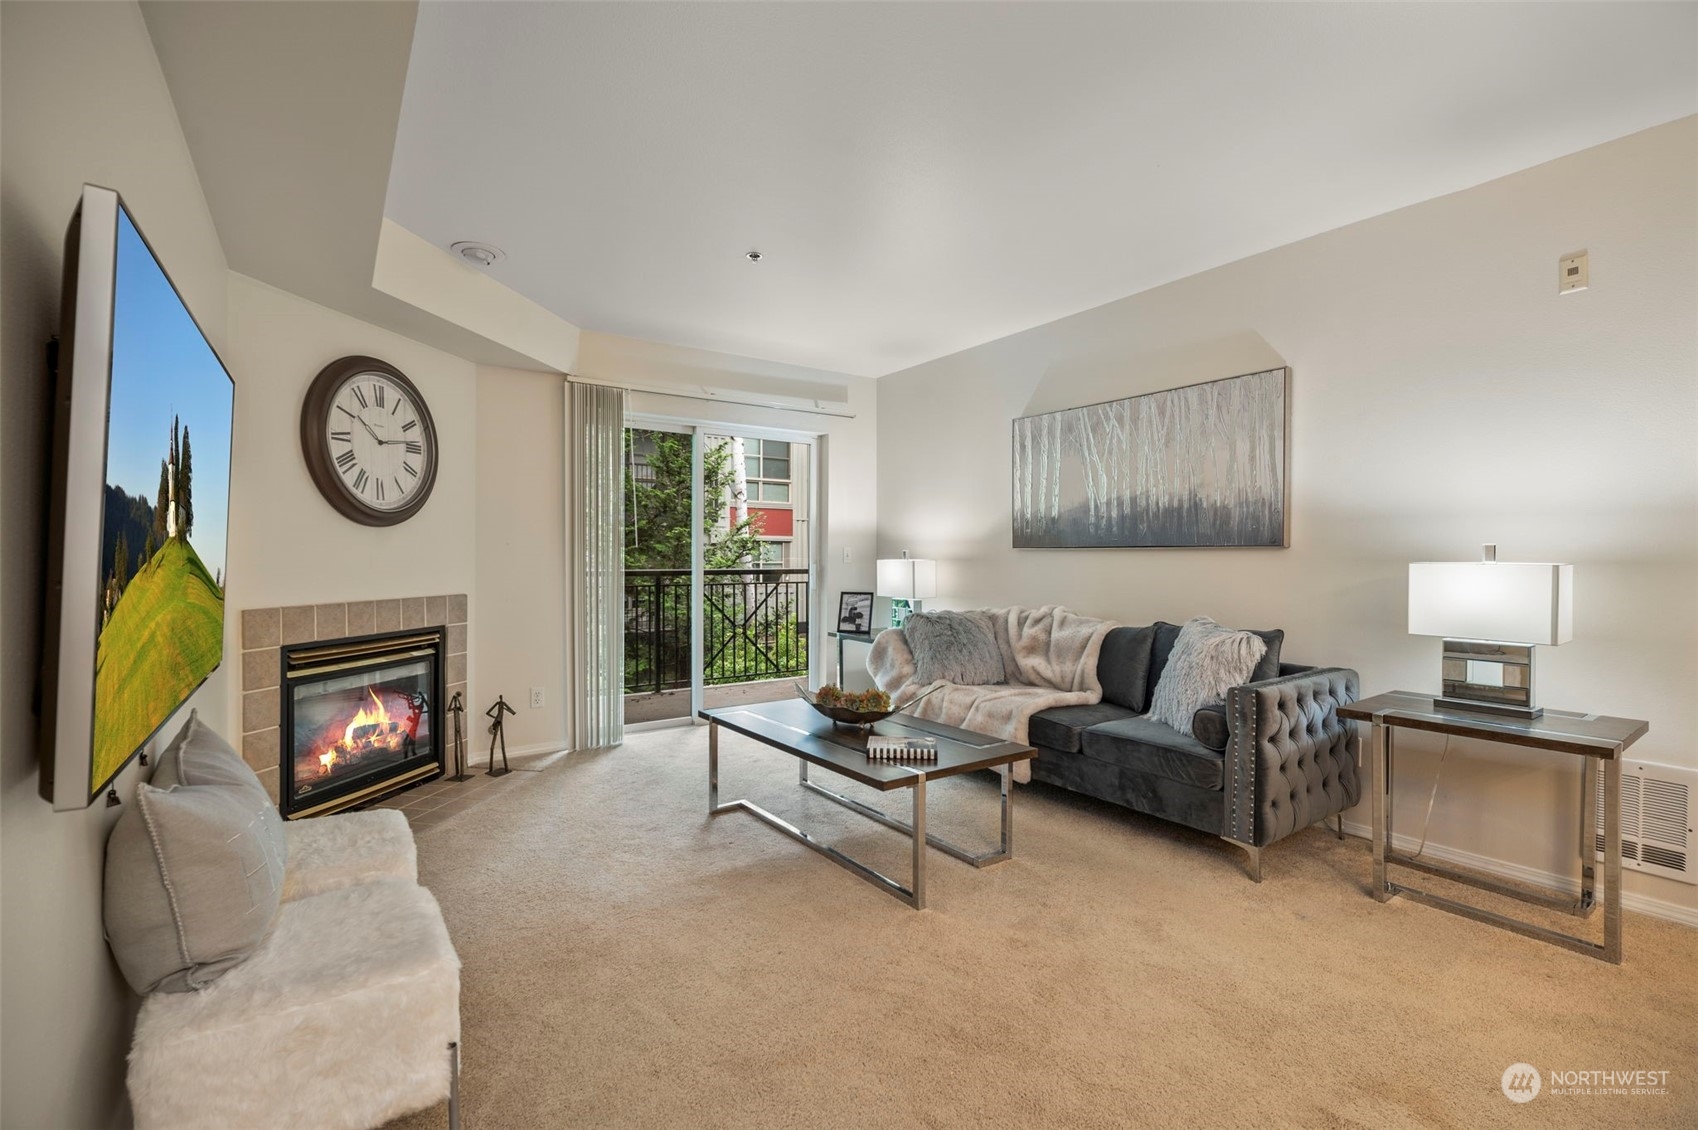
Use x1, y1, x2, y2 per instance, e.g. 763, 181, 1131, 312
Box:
305, 686, 422, 780
343, 688, 393, 747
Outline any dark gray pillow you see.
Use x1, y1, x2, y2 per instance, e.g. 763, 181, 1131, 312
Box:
1247, 629, 1284, 684
1144, 621, 1183, 708
1191, 704, 1230, 751
1098, 625, 1156, 712
905, 611, 1005, 686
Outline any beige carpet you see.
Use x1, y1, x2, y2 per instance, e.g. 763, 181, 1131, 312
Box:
389, 724, 1698, 1129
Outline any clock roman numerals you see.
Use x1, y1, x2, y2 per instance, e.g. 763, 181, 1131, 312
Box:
308, 359, 433, 522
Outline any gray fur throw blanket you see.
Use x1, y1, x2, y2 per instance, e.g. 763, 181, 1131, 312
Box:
869, 605, 1114, 784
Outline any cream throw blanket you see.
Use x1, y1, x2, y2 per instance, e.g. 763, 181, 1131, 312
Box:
868, 606, 1115, 784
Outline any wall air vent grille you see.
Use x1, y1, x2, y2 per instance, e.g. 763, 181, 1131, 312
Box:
1594, 760, 1694, 885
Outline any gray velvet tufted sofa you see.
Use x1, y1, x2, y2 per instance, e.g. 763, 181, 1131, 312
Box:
1026, 621, 1360, 881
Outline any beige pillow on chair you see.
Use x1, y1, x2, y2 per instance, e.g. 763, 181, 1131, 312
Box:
105, 713, 287, 994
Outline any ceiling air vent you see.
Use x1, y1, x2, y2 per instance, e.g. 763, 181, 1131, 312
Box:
1594, 760, 1695, 885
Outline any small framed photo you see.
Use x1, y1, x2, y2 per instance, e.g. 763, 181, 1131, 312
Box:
836, 591, 874, 634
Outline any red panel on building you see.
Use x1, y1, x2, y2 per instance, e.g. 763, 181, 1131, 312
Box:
731, 506, 794, 538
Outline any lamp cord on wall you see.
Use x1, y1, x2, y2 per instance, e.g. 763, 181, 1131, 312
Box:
1407, 735, 1451, 860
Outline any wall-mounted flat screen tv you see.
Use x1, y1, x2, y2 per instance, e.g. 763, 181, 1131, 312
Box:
40, 185, 235, 810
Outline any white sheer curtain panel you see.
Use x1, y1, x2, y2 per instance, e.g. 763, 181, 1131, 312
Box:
565, 381, 626, 750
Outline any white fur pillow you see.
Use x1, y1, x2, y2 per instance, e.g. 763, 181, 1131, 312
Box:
1145, 617, 1268, 737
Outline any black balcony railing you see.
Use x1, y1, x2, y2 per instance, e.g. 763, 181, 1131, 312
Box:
624, 568, 809, 694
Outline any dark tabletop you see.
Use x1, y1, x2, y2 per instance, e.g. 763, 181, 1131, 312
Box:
700, 697, 1034, 790
1338, 691, 1648, 759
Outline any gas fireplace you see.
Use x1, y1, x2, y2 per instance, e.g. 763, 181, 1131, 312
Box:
280, 628, 445, 818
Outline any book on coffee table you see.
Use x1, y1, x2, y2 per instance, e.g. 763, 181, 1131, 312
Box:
866, 736, 939, 761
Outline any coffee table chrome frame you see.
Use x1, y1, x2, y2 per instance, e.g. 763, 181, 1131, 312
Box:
707, 720, 1015, 910
1370, 718, 1623, 963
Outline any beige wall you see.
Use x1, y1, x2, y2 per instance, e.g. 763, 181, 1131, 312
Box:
221, 273, 481, 756
576, 332, 881, 691
0, 3, 232, 1125
876, 118, 1698, 916
475, 366, 568, 753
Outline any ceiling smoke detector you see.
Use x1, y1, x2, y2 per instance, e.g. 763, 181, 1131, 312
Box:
450, 241, 506, 268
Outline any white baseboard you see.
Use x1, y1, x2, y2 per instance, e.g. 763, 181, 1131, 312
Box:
1338, 820, 1698, 929
463, 741, 569, 766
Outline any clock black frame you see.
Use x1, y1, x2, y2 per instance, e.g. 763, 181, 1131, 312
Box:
300, 355, 439, 527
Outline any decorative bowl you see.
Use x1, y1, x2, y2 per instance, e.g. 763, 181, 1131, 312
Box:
794, 683, 938, 729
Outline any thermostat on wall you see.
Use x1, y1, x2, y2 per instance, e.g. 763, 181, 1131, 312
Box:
1559, 250, 1588, 295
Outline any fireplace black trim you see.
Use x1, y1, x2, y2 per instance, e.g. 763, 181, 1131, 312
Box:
279, 626, 447, 819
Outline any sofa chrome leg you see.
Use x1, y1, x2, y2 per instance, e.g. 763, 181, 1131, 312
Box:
1333, 814, 1345, 840
448, 1041, 462, 1130
1222, 838, 1262, 883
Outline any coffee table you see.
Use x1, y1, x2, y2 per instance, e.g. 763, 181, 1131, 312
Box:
700, 698, 1036, 909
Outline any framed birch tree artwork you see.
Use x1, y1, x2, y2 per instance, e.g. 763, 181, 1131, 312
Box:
1012, 368, 1289, 549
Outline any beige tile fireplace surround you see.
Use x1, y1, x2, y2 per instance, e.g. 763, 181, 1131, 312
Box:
239, 595, 469, 803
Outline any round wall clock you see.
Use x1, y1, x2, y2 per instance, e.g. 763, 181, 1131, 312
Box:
300, 355, 439, 526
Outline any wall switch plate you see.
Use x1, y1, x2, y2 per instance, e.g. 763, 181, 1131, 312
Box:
529, 686, 544, 709
842, 546, 852, 563
1559, 250, 1588, 294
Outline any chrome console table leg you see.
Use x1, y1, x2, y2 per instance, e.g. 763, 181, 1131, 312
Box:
1577, 759, 1597, 914
1370, 721, 1390, 902
1603, 756, 1623, 964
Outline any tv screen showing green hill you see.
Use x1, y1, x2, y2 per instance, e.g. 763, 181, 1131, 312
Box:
91, 208, 233, 795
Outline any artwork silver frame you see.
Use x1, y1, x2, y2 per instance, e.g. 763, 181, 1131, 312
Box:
1012, 368, 1289, 549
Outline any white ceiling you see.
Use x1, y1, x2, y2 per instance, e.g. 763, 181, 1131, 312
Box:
385, 3, 1696, 378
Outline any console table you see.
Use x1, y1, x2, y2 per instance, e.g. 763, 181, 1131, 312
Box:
829, 630, 875, 684
1339, 692, 1648, 964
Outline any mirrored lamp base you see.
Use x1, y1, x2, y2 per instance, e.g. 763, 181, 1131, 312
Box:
1437, 639, 1542, 719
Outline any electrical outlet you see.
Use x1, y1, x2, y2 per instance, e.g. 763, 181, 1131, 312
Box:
529, 686, 544, 709
1559, 250, 1588, 294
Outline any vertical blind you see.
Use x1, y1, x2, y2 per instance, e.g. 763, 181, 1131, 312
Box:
566, 381, 626, 750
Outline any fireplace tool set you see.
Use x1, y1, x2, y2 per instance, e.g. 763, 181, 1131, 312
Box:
485, 695, 516, 777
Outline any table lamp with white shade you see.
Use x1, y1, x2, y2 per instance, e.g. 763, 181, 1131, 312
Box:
1407, 544, 1572, 719
876, 551, 936, 629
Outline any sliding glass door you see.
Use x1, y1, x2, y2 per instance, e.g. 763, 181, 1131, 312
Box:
622, 420, 815, 727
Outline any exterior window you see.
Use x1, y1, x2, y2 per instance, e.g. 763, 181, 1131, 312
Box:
744, 439, 792, 505
756, 541, 787, 566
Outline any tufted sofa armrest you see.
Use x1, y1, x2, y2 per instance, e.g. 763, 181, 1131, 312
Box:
1222, 667, 1360, 848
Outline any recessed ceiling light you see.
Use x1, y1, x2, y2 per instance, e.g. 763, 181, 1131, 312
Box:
451, 241, 505, 268
746, 250, 762, 263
